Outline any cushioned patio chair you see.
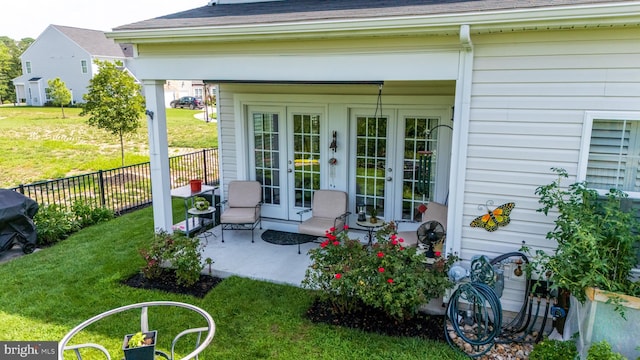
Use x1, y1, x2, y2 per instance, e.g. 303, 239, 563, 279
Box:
297, 189, 350, 254
219, 181, 262, 243
397, 201, 448, 249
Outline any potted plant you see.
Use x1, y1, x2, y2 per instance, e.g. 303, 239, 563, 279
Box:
369, 207, 378, 224
193, 196, 210, 211
525, 168, 640, 358
123, 331, 157, 360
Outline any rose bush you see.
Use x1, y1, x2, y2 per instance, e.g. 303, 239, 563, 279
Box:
302, 222, 457, 320
139, 231, 205, 287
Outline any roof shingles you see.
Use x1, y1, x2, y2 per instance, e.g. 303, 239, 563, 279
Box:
53, 25, 127, 57
112, 0, 624, 32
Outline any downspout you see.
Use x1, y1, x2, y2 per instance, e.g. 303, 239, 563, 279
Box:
447, 24, 474, 257
214, 84, 225, 203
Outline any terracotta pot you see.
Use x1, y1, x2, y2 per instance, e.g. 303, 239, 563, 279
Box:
190, 179, 202, 192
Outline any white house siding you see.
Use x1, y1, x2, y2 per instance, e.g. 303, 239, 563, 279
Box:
21, 28, 93, 105
216, 81, 455, 200
462, 27, 640, 311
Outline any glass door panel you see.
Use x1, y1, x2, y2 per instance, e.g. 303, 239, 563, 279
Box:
253, 112, 281, 206
354, 115, 388, 214
290, 111, 321, 219
401, 117, 440, 221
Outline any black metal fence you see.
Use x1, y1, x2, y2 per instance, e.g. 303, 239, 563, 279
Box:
11, 149, 219, 215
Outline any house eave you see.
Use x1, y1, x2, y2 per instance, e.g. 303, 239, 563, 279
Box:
106, 2, 640, 43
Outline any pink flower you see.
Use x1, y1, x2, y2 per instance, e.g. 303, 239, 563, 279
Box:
377, 252, 384, 258
329, 227, 336, 232
387, 278, 394, 284
333, 241, 340, 246
343, 225, 349, 230
390, 234, 397, 240
327, 233, 337, 241
391, 239, 398, 245
378, 267, 385, 273
399, 238, 404, 243
335, 273, 342, 279
435, 251, 442, 257
320, 241, 328, 248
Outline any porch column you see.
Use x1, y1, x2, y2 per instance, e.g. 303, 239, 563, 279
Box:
143, 80, 173, 233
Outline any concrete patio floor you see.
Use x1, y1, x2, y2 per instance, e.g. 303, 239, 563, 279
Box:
197, 221, 368, 287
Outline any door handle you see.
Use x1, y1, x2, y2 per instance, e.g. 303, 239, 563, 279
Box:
288, 169, 293, 173
386, 176, 392, 181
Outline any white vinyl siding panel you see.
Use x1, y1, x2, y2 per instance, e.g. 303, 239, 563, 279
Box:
218, 85, 238, 191
463, 27, 640, 312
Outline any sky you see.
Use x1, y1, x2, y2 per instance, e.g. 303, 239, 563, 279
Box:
0, 0, 209, 40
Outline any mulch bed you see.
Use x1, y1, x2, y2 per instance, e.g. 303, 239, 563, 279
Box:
123, 270, 445, 342
122, 268, 223, 298
305, 298, 446, 341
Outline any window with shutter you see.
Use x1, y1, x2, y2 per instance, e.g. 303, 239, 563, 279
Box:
586, 119, 640, 195
579, 111, 640, 274
580, 112, 640, 199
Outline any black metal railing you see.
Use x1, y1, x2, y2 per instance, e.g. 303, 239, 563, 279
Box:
11, 149, 219, 215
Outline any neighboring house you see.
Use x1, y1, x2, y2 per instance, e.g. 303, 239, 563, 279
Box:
108, 0, 640, 312
164, 80, 206, 108
12, 25, 134, 106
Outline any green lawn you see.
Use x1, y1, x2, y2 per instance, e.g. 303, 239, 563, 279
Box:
0, 106, 217, 188
0, 205, 466, 360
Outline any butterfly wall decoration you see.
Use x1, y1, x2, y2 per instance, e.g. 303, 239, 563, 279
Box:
470, 202, 515, 232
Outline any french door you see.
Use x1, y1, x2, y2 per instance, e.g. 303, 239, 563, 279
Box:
349, 108, 451, 222
249, 106, 323, 220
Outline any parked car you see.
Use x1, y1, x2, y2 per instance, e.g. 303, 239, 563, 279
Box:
170, 96, 204, 110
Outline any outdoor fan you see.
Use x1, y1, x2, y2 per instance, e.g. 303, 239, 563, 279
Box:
417, 220, 445, 258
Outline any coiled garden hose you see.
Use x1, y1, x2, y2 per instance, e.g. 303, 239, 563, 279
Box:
445, 282, 503, 357
445, 251, 559, 356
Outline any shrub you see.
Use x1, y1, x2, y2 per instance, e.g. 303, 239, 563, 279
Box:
529, 339, 578, 360
303, 223, 457, 320
34, 204, 79, 245
587, 341, 626, 360
71, 200, 114, 228
33, 201, 114, 246
525, 168, 640, 308
139, 231, 205, 287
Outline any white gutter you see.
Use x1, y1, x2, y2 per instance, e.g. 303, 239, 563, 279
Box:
107, 2, 640, 43
447, 24, 474, 257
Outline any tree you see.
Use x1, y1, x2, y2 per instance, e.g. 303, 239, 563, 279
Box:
82, 60, 145, 167
47, 77, 71, 118
0, 42, 11, 103
0, 37, 34, 103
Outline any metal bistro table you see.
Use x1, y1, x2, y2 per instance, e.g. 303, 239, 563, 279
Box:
188, 206, 216, 243
356, 216, 384, 247
59, 301, 215, 360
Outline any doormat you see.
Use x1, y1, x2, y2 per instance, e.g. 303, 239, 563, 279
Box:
261, 230, 319, 246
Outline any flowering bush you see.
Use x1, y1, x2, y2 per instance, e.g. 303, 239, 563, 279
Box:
139, 231, 205, 287
302, 223, 457, 320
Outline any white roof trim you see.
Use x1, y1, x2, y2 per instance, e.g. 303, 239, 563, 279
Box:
108, 2, 640, 43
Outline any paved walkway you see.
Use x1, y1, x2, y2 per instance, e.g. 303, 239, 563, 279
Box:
0, 245, 37, 264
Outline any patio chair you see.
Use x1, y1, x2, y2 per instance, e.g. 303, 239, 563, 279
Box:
397, 201, 448, 249
297, 189, 350, 254
219, 181, 262, 243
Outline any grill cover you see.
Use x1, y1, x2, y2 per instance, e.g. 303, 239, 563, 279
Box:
0, 189, 39, 250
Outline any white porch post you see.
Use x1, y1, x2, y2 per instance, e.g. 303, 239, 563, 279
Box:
143, 80, 173, 233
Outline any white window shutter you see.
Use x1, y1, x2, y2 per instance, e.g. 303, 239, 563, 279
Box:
587, 119, 640, 193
